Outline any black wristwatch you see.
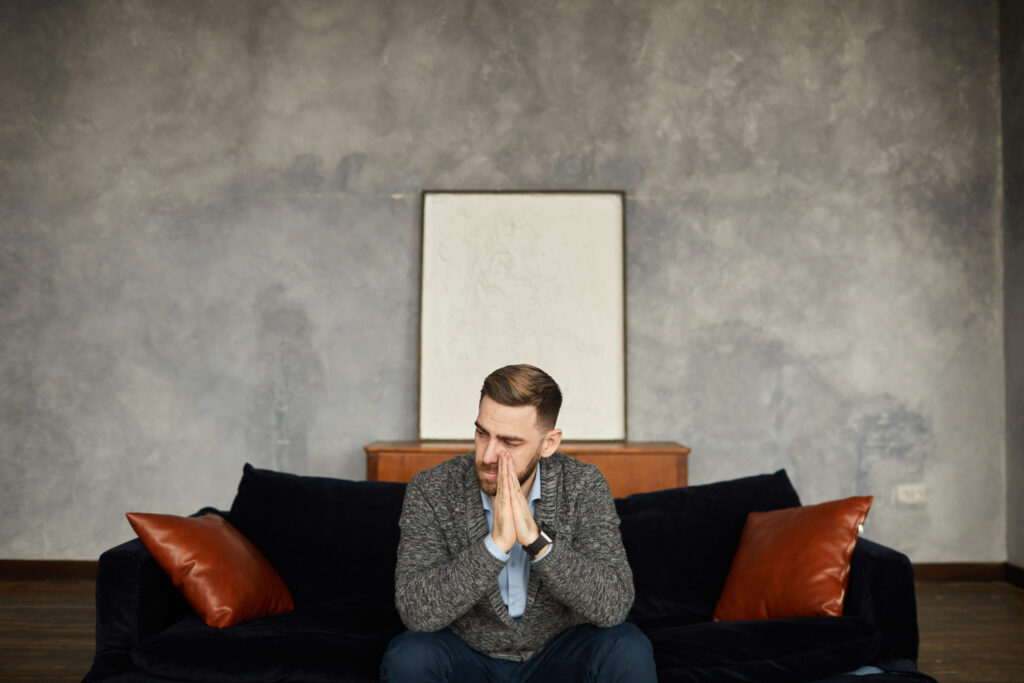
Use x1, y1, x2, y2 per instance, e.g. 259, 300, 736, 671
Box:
524, 523, 556, 558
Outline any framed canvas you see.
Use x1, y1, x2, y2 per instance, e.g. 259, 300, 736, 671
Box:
419, 191, 626, 440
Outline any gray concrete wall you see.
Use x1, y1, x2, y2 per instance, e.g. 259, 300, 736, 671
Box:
1003, 0, 1024, 569
0, 0, 1005, 562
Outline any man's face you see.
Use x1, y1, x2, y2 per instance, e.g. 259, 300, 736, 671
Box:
474, 395, 558, 498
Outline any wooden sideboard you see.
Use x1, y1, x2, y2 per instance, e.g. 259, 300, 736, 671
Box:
364, 440, 690, 498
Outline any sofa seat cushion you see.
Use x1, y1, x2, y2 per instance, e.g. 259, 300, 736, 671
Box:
131, 603, 404, 682
646, 616, 882, 683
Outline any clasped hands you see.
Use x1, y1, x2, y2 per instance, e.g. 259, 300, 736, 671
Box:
490, 451, 542, 555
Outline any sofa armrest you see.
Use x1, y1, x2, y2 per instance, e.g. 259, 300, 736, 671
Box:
842, 537, 919, 662
84, 537, 190, 680
84, 507, 225, 681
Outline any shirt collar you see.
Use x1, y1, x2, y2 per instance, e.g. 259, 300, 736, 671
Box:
480, 460, 543, 511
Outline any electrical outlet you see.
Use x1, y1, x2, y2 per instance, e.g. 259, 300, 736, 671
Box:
895, 483, 927, 505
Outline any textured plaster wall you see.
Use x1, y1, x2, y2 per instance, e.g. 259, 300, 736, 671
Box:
1003, 0, 1024, 569
0, 0, 1005, 562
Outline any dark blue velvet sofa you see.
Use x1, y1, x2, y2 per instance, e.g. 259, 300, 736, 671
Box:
83, 464, 934, 682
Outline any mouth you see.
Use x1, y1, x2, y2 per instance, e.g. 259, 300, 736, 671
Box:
479, 469, 498, 480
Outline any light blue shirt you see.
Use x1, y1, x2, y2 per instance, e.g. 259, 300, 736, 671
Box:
481, 462, 550, 621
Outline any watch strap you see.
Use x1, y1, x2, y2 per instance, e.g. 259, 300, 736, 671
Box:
525, 523, 555, 558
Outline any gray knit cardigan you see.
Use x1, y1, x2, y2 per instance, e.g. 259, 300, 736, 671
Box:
393, 451, 635, 661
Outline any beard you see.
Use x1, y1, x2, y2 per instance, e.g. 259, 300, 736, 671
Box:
475, 445, 542, 497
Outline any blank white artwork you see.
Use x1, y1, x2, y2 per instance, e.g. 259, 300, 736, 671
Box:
419, 192, 625, 440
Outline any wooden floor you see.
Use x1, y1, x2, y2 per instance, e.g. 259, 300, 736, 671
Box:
0, 580, 1022, 682
0, 580, 95, 682
916, 581, 1024, 682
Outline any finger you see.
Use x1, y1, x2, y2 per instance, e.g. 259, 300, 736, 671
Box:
506, 453, 518, 493
501, 452, 513, 498
499, 451, 508, 480
495, 453, 507, 501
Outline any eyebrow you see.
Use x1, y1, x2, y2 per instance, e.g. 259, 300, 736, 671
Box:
474, 422, 526, 444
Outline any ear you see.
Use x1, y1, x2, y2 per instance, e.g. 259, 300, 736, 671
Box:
540, 428, 562, 458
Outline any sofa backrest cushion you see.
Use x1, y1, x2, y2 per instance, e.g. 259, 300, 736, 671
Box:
228, 464, 407, 608
615, 469, 801, 626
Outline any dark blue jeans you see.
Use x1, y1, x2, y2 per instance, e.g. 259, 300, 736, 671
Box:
379, 622, 656, 682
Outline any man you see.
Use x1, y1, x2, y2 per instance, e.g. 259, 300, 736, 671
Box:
380, 364, 656, 682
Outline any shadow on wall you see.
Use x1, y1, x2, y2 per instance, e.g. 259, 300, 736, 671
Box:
677, 321, 933, 553
247, 285, 325, 474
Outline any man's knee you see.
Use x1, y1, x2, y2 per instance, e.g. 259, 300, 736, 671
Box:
597, 623, 656, 681
380, 631, 452, 681
605, 622, 654, 654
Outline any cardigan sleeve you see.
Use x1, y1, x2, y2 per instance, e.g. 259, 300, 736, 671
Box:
393, 472, 506, 632
529, 465, 635, 627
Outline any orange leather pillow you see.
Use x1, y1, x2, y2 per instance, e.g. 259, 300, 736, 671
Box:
713, 496, 873, 621
126, 512, 294, 628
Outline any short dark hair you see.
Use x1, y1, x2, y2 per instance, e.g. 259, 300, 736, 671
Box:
480, 364, 562, 431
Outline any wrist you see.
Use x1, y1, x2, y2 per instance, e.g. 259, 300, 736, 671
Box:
485, 533, 512, 560
524, 523, 556, 559
491, 530, 514, 555
522, 525, 540, 548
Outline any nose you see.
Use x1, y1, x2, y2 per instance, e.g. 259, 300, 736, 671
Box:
481, 439, 501, 465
